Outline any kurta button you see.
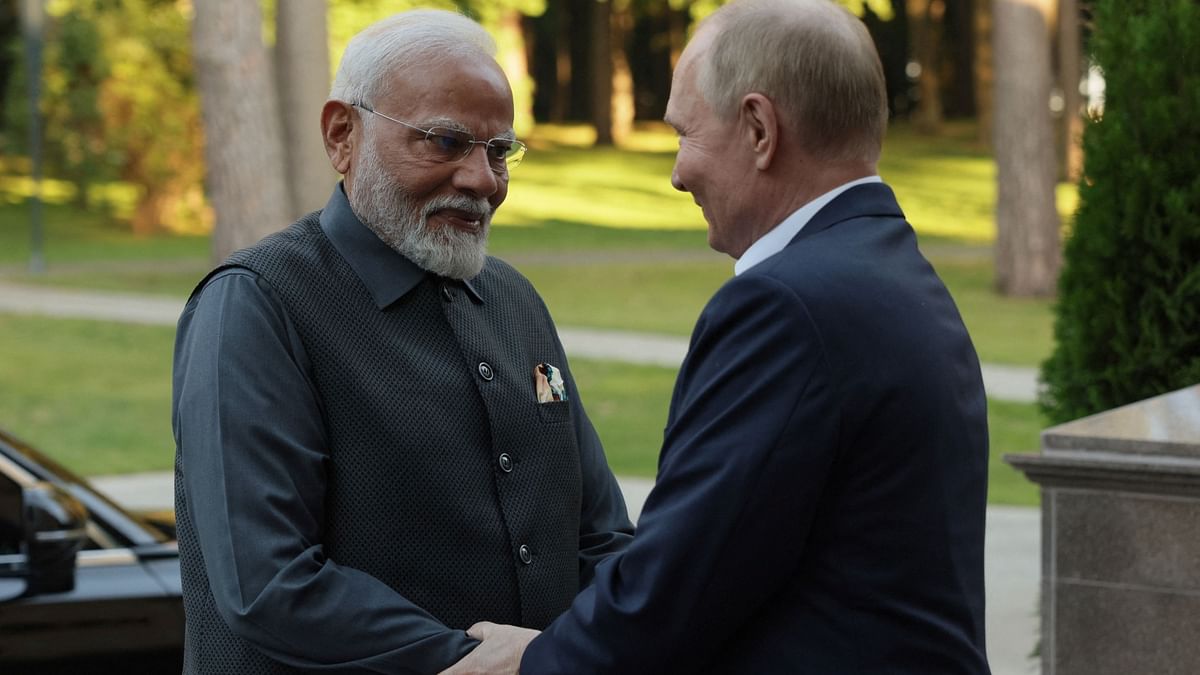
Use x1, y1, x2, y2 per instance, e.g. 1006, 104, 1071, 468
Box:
498, 453, 513, 472
441, 284, 453, 302
478, 362, 494, 381
518, 544, 532, 564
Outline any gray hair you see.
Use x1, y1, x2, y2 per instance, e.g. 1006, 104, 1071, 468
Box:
697, 0, 888, 163
330, 9, 497, 109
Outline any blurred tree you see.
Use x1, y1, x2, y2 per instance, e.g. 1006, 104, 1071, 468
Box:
275, 0, 336, 218
3, 6, 107, 198
1057, 0, 1082, 181
0, 2, 18, 137
973, 0, 991, 145
193, 0, 290, 260
2, 0, 208, 234
526, 0, 572, 121
1040, 0, 1200, 423
907, 0, 944, 132
993, 0, 1058, 296
458, 0, 545, 136
861, 0, 909, 118
32, 8, 110, 209
941, 0, 975, 118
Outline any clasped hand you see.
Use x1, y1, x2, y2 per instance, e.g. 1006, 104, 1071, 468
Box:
438, 621, 539, 675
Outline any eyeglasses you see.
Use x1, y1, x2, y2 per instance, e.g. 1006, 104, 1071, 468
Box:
352, 102, 526, 171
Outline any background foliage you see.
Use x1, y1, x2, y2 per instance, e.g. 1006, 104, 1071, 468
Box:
3, 0, 207, 234
1039, 0, 1200, 423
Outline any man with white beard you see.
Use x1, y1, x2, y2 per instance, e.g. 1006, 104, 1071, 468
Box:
171, 10, 633, 674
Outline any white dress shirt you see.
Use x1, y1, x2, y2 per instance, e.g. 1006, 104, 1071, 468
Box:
734, 175, 883, 276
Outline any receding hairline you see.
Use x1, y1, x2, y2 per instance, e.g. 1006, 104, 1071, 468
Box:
689, 0, 888, 163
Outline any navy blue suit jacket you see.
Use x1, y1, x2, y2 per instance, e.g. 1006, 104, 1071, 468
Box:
522, 183, 990, 674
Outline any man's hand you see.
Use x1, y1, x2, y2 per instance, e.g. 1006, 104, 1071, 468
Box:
437, 622, 539, 675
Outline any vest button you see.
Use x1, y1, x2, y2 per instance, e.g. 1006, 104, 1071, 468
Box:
441, 284, 453, 302
518, 544, 532, 565
498, 453, 513, 473
477, 362, 494, 381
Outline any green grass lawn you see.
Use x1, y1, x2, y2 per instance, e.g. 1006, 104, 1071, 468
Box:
0, 314, 176, 475
0, 313, 1041, 505
1, 122, 1058, 367
0, 122, 1055, 502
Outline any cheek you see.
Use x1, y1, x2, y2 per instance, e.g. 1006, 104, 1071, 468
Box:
490, 177, 509, 208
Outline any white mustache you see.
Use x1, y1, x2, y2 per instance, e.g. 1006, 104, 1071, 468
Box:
422, 194, 492, 223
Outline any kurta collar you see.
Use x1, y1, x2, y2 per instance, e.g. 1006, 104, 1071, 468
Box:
318, 183, 483, 309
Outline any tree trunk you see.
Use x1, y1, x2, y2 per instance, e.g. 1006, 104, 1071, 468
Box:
974, 0, 993, 146
943, 0, 976, 117
667, 3, 688, 72
1058, 0, 1083, 182
275, 0, 335, 220
907, 0, 945, 133
193, 0, 290, 263
993, 0, 1059, 297
610, 2, 634, 144
591, 0, 614, 145
495, 10, 534, 136
551, 2, 571, 122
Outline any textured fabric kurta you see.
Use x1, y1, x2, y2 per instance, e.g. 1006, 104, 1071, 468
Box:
173, 186, 632, 673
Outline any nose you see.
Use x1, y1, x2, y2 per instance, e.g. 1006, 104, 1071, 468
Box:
671, 165, 686, 193
451, 143, 500, 198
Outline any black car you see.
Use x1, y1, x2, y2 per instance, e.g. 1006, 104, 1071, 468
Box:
0, 428, 183, 672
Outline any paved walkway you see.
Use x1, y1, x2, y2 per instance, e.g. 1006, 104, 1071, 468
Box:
3, 280, 1041, 672
0, 281, 1039, 402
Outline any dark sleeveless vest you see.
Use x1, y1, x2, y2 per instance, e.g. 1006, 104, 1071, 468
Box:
175, 214, 584, 673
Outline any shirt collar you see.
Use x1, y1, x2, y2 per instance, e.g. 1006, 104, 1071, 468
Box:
319, 183, 483, 309
734, 175, 883, 276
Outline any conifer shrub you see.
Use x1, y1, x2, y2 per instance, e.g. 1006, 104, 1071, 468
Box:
1039, 0, 1200, 424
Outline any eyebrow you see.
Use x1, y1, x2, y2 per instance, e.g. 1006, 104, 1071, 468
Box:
422, 116, 516, 140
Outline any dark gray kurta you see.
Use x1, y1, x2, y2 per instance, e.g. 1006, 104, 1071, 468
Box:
172, 185, 632, 674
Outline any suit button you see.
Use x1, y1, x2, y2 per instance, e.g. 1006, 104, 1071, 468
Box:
441, 284, 454, 302
498, 453, 513, 472
518, 544, 532, 565
477, 362, 494, 381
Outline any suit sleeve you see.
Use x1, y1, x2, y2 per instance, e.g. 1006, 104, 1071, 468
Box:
522, 273, 839, 674
173, 270, 477, 673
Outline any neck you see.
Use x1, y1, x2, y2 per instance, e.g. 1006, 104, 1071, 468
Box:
748, 158, 876, 244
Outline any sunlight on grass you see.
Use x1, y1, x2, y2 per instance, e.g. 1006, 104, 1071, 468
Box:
497, 142, 703, 231
0, 314, 176, 475
0, 173, 139, 218
0, 312, 1044, 506
931, 258, 1055, 366
574, 359, 1041, 506
3, 121, 1081, 245
988, 400, 1045, 507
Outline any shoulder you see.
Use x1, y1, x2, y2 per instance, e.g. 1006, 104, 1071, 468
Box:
182, 268, 289, 336
478, 255, 544, 302
691, 271, 822, 361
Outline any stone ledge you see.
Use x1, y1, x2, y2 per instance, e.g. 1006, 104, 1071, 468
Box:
1006, 450, 1200, 498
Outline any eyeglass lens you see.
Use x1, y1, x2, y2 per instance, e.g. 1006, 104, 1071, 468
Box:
423, 128, 526, 169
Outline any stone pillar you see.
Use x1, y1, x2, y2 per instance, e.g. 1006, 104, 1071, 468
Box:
1007, 384, 1200, 675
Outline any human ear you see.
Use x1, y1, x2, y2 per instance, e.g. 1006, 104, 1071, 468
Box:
321, 100, 356, 175
740, 93, 778, 171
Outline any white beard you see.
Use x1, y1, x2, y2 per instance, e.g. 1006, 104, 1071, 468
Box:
348, 134, 492, 280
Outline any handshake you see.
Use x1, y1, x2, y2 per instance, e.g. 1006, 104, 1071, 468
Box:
438, 623, 539, 675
